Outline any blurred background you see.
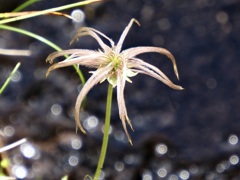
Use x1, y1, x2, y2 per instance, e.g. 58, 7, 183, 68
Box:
1, 0, 240, 179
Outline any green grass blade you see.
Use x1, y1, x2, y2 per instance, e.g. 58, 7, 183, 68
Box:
0, 24, 85, 84
12, 0, 41, 12
0, 62, 21, 95
0, 0, 101, 24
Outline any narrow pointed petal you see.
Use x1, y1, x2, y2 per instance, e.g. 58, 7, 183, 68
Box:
84, 27, 115, 47
122, 46, 180, 80
46, 49, 96, 64
129, 58, 183, 90
75, 65, 113, 133
46, 54, 103, 77
71, 28, 112, 52
129, 57, 172, 82
115, 18, 140, 54
117, 66, 134, 145
121, 117, 133, 145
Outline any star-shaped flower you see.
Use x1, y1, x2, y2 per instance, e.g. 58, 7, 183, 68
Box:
46, 18, 183, 145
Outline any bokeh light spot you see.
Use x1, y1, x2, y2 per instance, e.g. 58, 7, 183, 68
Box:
179, 170, 190, 180
71, 9, 85, 23
114, 130, 125, 141
11, 70, 22, 82
68, 155, 79, 167
206, 78, 217, 89
51, 104, 62, 116
71, 138, 82, 150
4, 126, 15, 137
229, 155, 239, 165
228, 134, 238, 145
20, 143, 36, 159
12, 165, 28, 179
216, 11, 229, 25
114, 161, 124, 172
155, 143, 168, 155
124, 154, 135, 165
84, 116, 99, 130
142, 171, 152, 180
157, 168, 167, 178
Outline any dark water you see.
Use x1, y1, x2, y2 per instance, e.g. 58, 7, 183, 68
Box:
1, 0, 240, 179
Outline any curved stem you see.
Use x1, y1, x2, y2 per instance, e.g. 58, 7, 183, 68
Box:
12, 0, 41, 12
0, 62, 21, 95
0, 24, 85, 85
94, 84, 113, 180
0, 0, 102, 24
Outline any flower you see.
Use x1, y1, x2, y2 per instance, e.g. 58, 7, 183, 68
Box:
46, 18, 183, 145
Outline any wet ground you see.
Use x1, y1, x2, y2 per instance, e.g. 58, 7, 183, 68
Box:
1, 0, 240, 179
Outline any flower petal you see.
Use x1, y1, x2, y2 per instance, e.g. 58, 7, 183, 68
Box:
75, 64, 113, 133
123, 69, 138, 83
122, 46, 180, 80
71, 27, 113, 53
46, 49, 96, 64
107, 75, 118, 88
46, 53, 105, 77
117, 65, 134, 145
129, 58, 183, 90
115, 18, 140, 54
85, 27, 115, 47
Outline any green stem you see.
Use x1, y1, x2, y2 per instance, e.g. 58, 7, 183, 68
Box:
94, 84, 113, 180
0, 0, 101, 24
0, 62, 21, 95
12, 0, 41, 12
0, 24, 85, 84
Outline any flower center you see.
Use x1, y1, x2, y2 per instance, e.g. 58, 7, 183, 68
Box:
107, 52, 122, 70
105, 52, 123, 87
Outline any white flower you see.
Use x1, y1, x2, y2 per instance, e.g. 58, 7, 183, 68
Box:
46, 18, 183, 145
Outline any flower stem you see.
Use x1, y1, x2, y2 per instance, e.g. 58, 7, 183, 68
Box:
94, 84, 113, 180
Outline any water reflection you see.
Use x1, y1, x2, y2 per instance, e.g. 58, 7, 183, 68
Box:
216, 160, 229, 173
155, 143, 168, 156
83, 115, 99, 131
68, 155, 79, 167
157, 167, 167, 178
101, 125, 112, 134
142, 170, 152, 180
229, 154, 239, 165
206, 78, 217, 89
168, 174, 178, 180
228, 134, 238, 145
51, 104, 62, 116
12, 165, 28, 179
11, 70, 21, 82
124, 154, 136, 165
99, 171, 105, 180
178, 170, 190, 180
189, 164, 198, 174
114, 161, 124, 172
3, 126, 15, 137
114, 130, 125, 142
216, 11, 229, 25
20, 143, 37, 159
71, 138, 82, 150
71, 9, 85, 23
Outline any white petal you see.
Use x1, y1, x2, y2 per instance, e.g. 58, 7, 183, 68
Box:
117, 65, 134, 145
75, 65, 113, 133
115, 18, 140, 54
